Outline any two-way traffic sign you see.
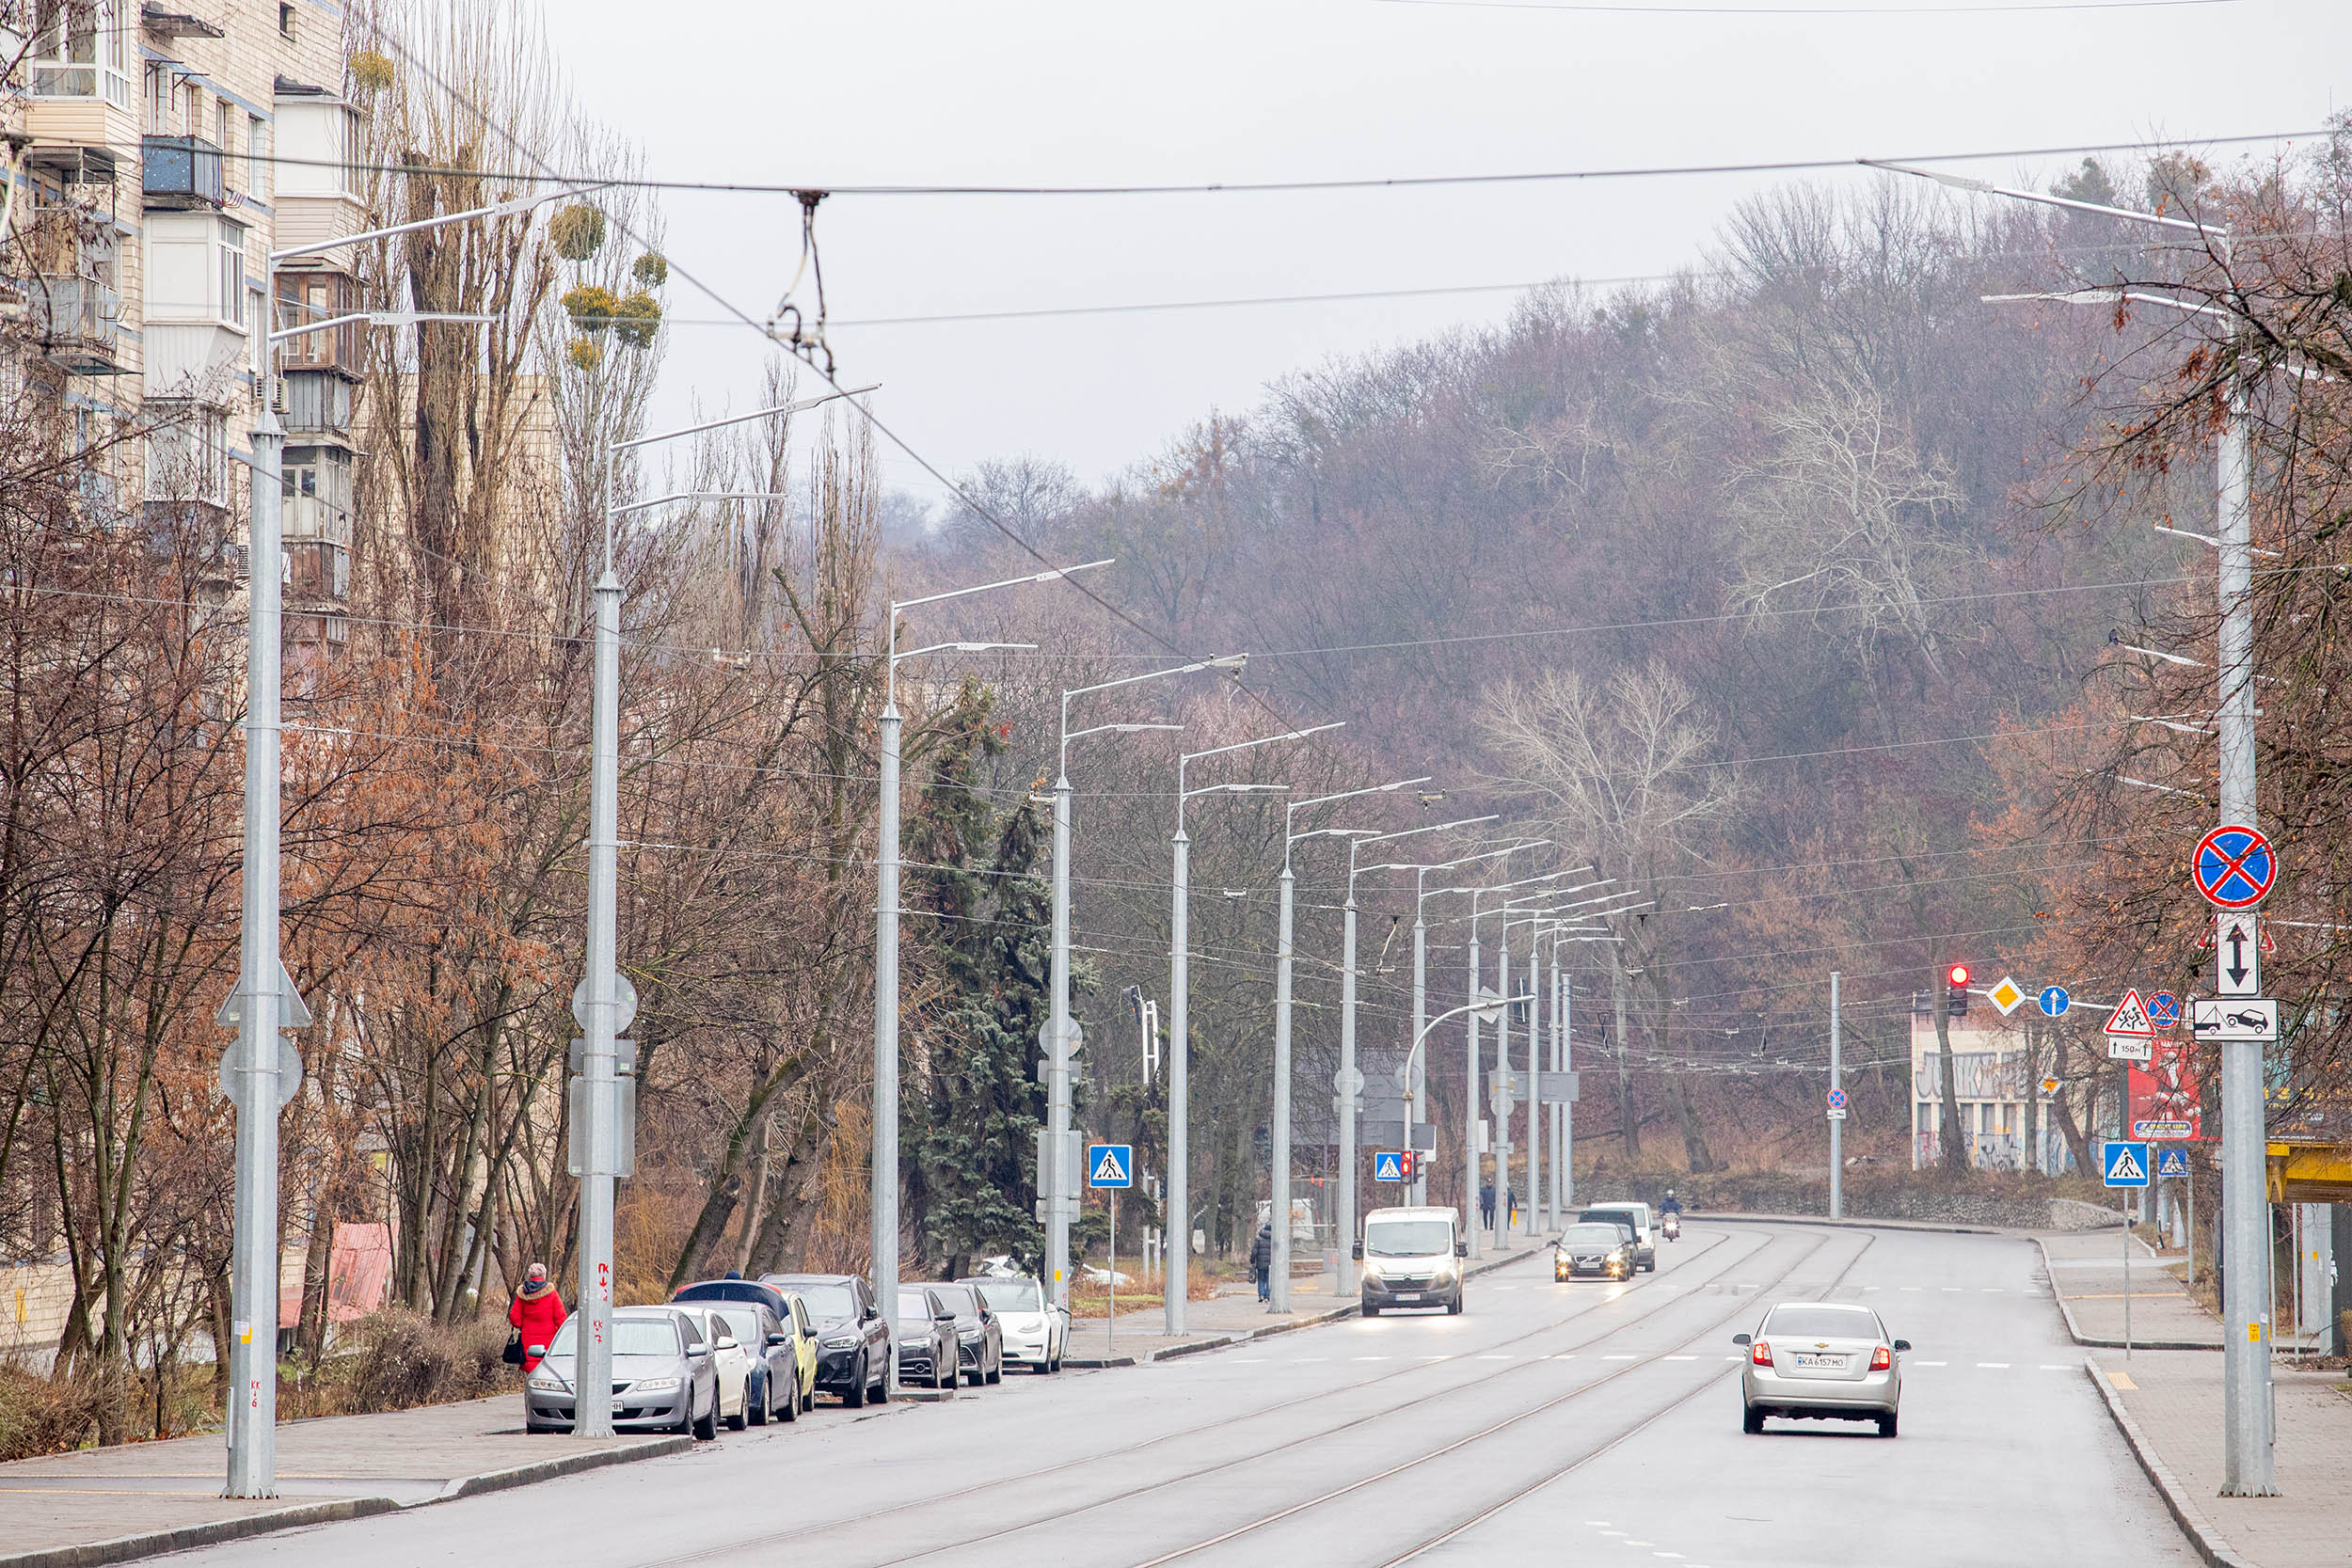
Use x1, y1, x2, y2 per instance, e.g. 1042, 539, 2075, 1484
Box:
2102, 1141, 2151, 1188
2215, 912, 2262, 998
1372, 1151, 1405, 1182
1087, 1144, 1134, 1189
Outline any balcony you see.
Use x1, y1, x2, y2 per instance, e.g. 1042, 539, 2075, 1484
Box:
142, 135, 224, 210
28, 277, 122, 374
286, 540, 351, 602
280, 371, 358, 436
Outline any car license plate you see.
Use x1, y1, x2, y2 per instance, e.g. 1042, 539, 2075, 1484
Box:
1395, 1291, 1421, 1302
1793, 1354, 1846, 1370
612, 1398, 628, 1412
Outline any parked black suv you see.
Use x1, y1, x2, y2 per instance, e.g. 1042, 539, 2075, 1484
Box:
762, 1274, 890, 1406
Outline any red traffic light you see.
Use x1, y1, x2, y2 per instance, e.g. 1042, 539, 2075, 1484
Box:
1947, 963, 1971, 988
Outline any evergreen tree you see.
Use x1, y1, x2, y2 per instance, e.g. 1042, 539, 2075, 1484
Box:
904, 679, 1050, 1275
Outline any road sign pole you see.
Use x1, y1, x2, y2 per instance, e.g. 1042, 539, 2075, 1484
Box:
2125, 1190, 2134, 1359
1830, 972, 1843, 1221
872, 698, 901, 1397
1524, 946, 1540, 1236
1410, 915, 1427, 1207
1108, 1190, 1116, 1356
1560, 968, 1573, 1215
1492, 930, 1510, 1252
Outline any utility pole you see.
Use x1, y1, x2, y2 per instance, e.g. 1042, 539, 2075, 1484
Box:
1829, 971, 1843, 1221
1271, 855, 1296, 1311
1556, 953, 1571, 1219
1525, 943, 1540, 1235
1466, 905, 1483, 1259
225, 404, 299, 1498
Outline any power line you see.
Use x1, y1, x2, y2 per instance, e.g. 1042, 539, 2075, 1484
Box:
238, 125, 2324, 201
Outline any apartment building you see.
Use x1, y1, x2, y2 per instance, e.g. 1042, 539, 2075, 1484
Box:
4, 0, 362, 653
1908, 997, 2075, 1174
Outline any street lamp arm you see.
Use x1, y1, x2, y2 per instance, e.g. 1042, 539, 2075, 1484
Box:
894, 640, 1038, 660
616, 386, 878, 452
266, 309, 497, 343
266, 181, 615, 262
1863, 160, 2223, 238
895, 559, 1115, 617
1067, 720, 1184, 745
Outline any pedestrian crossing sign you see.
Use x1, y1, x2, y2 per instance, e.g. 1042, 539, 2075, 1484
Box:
1087, 1144, 1133, 1189
2155, 1147, 2190, 1179
1373, 1151, 1405, 1182
2102, 1141, 2150, 1188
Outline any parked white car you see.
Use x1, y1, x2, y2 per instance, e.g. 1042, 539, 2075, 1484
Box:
958, 1274, 1068, 1373
675, 1305, 753, 1430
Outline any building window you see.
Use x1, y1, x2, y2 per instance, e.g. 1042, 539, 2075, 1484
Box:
249, 115, 270, 200
31, 0, 132, 104
278, 2, 294, 38
218, 235, 246, 329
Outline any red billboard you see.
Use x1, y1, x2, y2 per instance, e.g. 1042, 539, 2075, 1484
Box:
2129, 1037, 2203, 1140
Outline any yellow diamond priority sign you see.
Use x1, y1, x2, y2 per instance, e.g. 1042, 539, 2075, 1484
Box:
1988, 976, 2026, 1016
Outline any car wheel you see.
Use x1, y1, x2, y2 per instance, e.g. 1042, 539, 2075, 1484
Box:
1878, 1411, 1899, 1438
747, 1371, 768, 1427
726, 1392, 746, 1432
986, 1348, 1002, 1386
693, 1394, 719, 1441
1447, 1293, 1463, 1315
1742, 1404, 1765, 1434
1361, 1297, 1379, 1318
873, 1361, 890, 1402
842, 1354, 867, 1408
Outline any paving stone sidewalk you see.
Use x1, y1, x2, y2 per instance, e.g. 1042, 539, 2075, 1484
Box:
2090, 1351, 2352, 1568
2039, 1226, 2224, 1350
0, 1393, 688, 1567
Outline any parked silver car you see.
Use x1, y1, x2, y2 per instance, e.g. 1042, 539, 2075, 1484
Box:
1736, 1301, 1909, 1437
525, 1307, 721, 1437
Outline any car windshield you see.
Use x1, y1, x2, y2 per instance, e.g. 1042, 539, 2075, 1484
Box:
787, 1283, 857, 1322
548, 1317, 677, 1357
973, 1280, 1041, 1312
1561, 1226, 1628, 1248
1764, 1307, 1883, 1340
932, 1286, 977, 1316
1364, 1220, 1453, 1258
709, 1307, 762, 1346
1581, 1210, 1639, 1230
897, 1291, 938, 1324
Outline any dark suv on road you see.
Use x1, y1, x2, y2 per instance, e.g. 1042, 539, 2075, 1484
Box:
763, 1274, 890, 1406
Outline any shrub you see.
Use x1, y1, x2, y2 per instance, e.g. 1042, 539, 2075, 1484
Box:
0, 1364, 97, 1461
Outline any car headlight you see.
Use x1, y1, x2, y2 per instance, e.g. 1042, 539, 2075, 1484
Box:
959, 1327, 982, 1341
820, 1333, 860, 1349
630, 1377, 682, 1393
526, 1373, 565, 1391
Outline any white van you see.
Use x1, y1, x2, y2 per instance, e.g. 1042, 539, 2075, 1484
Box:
1354, 1206, 1466, 1316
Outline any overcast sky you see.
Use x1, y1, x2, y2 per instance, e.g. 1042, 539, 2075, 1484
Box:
550, 0, 2349, 506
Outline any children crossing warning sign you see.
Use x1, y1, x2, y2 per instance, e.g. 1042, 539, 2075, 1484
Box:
2104, 990, 2154, 1038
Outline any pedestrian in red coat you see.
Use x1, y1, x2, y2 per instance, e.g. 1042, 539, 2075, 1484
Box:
508, 1264, 566, 1371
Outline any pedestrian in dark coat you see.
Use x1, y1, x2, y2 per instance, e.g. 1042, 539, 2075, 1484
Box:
1249, 1222, 1274, 1303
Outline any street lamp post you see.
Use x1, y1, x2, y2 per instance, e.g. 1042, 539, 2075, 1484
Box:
1336, 816, 1496, 1287
1050, 658, 1243, 1309
1271, 777, 1431, 1311
869, 563, 1103, 1394
1876, 158, 2276, 1497
1403, 847, 1538, 1208
1167, 726, 1342, 1336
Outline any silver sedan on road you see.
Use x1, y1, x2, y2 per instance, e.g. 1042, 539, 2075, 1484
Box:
1734, 1300, 1909, 1437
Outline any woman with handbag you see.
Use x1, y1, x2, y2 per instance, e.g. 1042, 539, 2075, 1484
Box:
507, 1263, 566, 1372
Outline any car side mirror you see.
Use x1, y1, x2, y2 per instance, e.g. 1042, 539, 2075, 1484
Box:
1893, 1339, 1912, 1352
935, 1308, 956, 1323
689, 1344, 710, 1358
1351, 1243, 1363, 1260
1732, 1333, 1752, 1346
715, 1336, 738, 1352
767, 1332, 788, 1347
1454, 1240, 1468, 1259
862, 1306, 879, 1322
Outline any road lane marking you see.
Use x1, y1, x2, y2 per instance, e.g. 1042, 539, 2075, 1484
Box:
2040, 1364, 2074, 1370
1352, 1355, 1390, 1361
1977, 1362, 2010, 1369
1861, 1285, 1881, 1291
1941, 1287, 1963, 1292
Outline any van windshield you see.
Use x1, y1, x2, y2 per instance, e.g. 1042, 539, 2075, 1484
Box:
1364, 1220, 1453, 1258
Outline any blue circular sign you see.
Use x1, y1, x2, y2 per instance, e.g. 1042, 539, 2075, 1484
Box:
1826, 1087, 1849, 1111
2194, 825, 2276, 910
2039, 986, 2072, 1017
2148, 991, 2180, 1027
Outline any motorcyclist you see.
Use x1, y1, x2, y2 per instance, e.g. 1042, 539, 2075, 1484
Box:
1659, 1189, 1684, 1217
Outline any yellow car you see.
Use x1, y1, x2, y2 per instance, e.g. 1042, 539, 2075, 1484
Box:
772, 1291, 820, 1414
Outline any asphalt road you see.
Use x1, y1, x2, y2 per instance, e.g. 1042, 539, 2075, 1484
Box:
174, 1222, 2199, 1568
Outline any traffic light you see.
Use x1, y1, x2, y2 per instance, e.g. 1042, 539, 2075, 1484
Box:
1947, 963, 1971, 1018
1398, 1150, 1421, 1180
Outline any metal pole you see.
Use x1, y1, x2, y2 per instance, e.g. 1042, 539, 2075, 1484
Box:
1830, 972, 1843, 1221
1561, 965, 1573, 1214
1047, 772, 1074, 1311
2125, 1192, 2135, 1359
1270, 861, 1296, 1312
871, 688, 902, 1395
1168, 824, 1190, 1336
2215, 372, 2276, 1495
1493, 927, 1510, 1251
1410, 911, 1428, 1207
573, 562, 622, 1439
1465, 909, 1482, 1259
1108, 1191, 1117, 1355
1525, 944, 1540, 1236
227, 406, 286, 1498
1338, 889, 1359, 1292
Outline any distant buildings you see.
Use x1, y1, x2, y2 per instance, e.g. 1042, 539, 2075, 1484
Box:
1908, 996, 2074, 1174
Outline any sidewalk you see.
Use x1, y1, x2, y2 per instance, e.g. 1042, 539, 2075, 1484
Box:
2038, 1227, 2223, 1350
0, 1394, 687, 1568
1065, 1231, 1552, 1366
2089, 1352, 2352, 1568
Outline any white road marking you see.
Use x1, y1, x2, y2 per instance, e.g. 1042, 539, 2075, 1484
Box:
1980, 1288, 2004, 1293
2040, 1364, 2074, 1370
1352, 1355, 1389, 1361
1861, 1285, 1882, 1291
1941, 1287, 1963, 1292
1977, 1362, 2010, 1369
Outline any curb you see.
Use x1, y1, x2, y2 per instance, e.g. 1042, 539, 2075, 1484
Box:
0, 1498, 400, 1568
2034, 1236, 2221, 1353
0, 1434, 691, 1568
2082, 1357, 2257, 1568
